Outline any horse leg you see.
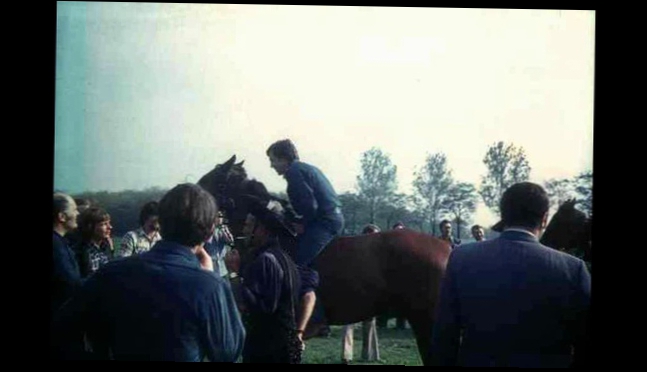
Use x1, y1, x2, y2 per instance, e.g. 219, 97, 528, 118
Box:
407, 312, 433, 366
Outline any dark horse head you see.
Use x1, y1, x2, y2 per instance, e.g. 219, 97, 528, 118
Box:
540, 199, 591, 262
197, 155, 296, 249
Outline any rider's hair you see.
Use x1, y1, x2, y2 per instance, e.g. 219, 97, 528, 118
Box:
266, 139, 300, 163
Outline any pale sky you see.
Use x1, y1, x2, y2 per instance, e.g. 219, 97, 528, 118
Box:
55, 3, 595, 227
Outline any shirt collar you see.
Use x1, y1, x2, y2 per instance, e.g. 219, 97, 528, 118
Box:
282, 160, 299, 179
148, 240, 202, 267
500, 227, 539, 243
503, 227, 537, 237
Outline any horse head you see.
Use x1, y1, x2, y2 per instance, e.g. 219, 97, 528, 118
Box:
540, 198, 591, 260
198, 155, 285, 246
198, 155, 250, 237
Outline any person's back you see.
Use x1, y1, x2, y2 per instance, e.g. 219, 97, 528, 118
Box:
51, 184, 245, 362
430, 182, 590, 368
443, 236, 589, 367
78, 243, 243, 361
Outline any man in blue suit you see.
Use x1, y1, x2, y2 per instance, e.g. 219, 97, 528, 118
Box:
429, 182, 590, 367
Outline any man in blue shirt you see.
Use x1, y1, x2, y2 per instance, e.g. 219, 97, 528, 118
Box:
51, 184, 245, 361
266, 139, 344, 345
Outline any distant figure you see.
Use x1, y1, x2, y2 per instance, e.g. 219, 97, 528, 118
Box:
50, 183, 245, 361
341, 224, 381, 364
76, 207, 114, 278
439, 219, 461, 249
204, 210, 235, 279
52, 193, 83, 317
471, 224, 485, 242
226, 199, 302, 363
266, 139, 344, 346
392, 221, 405, 230
119, 201, 162, 257
429, 182, 590, 367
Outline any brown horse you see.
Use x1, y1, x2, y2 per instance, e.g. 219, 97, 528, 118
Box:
540, 199, 592, 264
198, 155, 451, 365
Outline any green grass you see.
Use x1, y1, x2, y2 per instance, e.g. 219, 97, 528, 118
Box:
301, 323, 423, 365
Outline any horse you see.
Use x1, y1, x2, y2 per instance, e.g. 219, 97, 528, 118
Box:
198, 155, 452, 365
540, 199, 592, 264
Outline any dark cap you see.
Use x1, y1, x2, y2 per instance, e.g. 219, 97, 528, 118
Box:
246, 197, 296, 237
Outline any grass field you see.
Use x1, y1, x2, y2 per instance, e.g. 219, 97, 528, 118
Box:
301, 323, 422, 365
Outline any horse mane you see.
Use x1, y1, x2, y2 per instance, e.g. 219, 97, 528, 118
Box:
540, 198, 590, 260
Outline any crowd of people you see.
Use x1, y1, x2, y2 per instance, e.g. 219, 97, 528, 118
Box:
51, 139, 590, 366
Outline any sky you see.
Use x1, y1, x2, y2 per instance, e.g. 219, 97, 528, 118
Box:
54, 3, 595, 227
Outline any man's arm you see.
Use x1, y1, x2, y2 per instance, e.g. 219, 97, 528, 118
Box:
241, 254, 284, 314
52, 241, 83, 300
200, 278, 246, 362
429, 253, 462, 366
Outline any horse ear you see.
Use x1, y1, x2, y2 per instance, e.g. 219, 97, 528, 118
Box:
236, 160, 245, 167
222, 155, 236, 172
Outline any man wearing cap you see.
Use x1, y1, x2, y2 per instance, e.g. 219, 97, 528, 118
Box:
429, 182, 590, 367
226, 199, 302, 363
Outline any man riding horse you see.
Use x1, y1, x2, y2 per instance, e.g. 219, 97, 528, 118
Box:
198, 154, 452, 365
265, 139, 345, 345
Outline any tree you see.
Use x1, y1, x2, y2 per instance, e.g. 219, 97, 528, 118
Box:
73, 187, 168, 237
413, 153, 454, 236
338, 191, 368, 235
441, 182, 479, 240
573, 170, 592, 217
408, 195, 428, 232
356, 148, 399, 224
479, 141, 531, 216
378, 193, 410, 230
544, 178, 577, 215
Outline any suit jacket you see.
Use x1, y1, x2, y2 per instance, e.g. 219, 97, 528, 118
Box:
52, 231, 83, 316
429, 229, 591, 367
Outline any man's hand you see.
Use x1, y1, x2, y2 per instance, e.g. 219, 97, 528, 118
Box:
195, 245, 214, 271
221, 225, 235, 245
292, 223, 305, 235
224, 249, 241, 273
106, 237, 114, 252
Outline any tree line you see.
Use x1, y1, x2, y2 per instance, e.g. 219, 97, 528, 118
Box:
68, 141, 592, 240
341, 141, 591, 239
